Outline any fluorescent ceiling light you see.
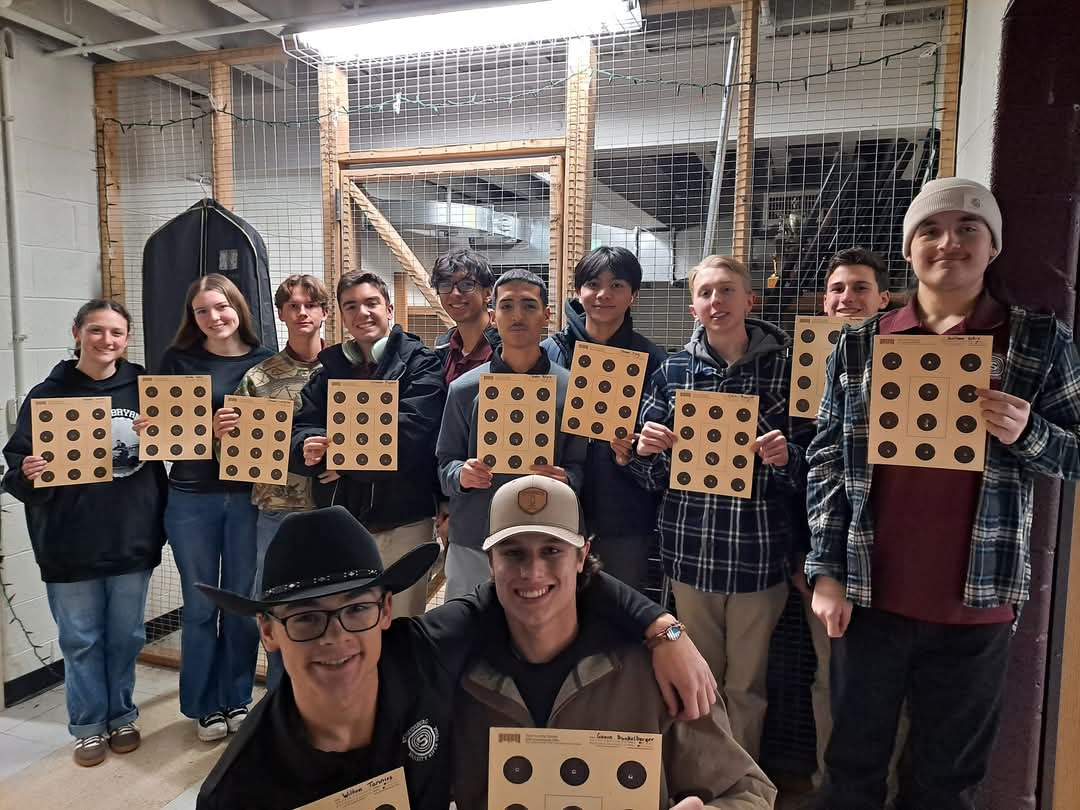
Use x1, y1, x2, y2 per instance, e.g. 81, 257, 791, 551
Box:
296, 0, 642, 62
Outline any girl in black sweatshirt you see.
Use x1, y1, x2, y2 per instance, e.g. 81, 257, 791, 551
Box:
140, 273, 273, 742
2, 300, 167, 767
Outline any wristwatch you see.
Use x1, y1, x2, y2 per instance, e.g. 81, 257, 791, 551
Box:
645, 620, 685, 649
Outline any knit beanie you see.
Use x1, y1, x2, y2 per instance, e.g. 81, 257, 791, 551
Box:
902, 177, 1002, 260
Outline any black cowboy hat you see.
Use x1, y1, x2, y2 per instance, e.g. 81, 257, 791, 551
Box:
196, 506, 438, 615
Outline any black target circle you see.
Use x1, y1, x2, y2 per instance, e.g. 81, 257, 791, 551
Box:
39, 430, 53, 443
956, 415, 978, 433
882, 352, 903, 370
567, 417, 581, 430
799, 353, 814, 367
194, 424, 208, 436
591, 422, 604, 435
879, 412, 899, 429
194, 405, 207, 417
357, 412, 370, 425
797, 376, 812, 390
249, 466, 261, 478
253, 408, 265, 420
94, 467, 108, 479
380, 454, 393, 466
484, 432, 498, 445
272, 449, 284, 461
193, 386, 206, 397
225, 464, 239, 477
617, 760, 648, 790
67, 469, 81, 481
598, 380, 612, 394
919, 383, 939, 401
380, 413, 393, 425
271, 469, 283, 480
958, 385, 979, 403
916, 413, 938, 432
510, 410, 524, 423
358, 392, 370, 405
169, 386, 182, 398
734, 432, 750, 446
276, 410, 289, 423
731, 478, 746, 492
333, 412, 346, 424
274, 430, 286, 442
676, 472, 692, 485
881, 382, 901, 400
380, 392, 393, 405
170, 444, 183, 456
709, 405, 724, 419
705, 451, 720, 466
707, 429, 722, 442
144, 444, 158, 456
93, 447, 107, 460
92, 408, 106, 420
502, 756, 532, 785
920, 353, 941, 371
146, 406, 159, 418
511, 387, 525, 400
627, 363, 640, 376
578, 354, 592, 368
170, 405, 183, 417
960, 353, 982, 372
535, 434, 550, 447
878, 441, 897, 458
602, 359, 616, 373
733, 455, 748, 469
66, 409, 79, 421
737, 408, 752, 422
796, 399, 811, 413
194, 443, 207, 455
41, 471, 55, 483
226, 445, 240, 457
828, 330, 841, 344
356, 453, 369, 466
560, 757, 589, 787
678, 449, 693, 463
622, 385, 636, 397
915, 443, 936, 461
954, 446, 976, 464
251, 448, 263, 459
681, 403, 696, 418
801, 329, 816, 343
145, 386, 158, 398
508, 455, 522, 469
594, 401, 607, 414
618, 405, 632, 419
67, 429, 80, 441
171, 425, 184, 436
615, 426, 628, 439
39, 410, 52, 423
571, 396, 585, 409
332, 453, 345, 466
379, 433, 393, 446
67, 449, 80, 462
537, 388, 551, 401
680, 426, 695, 440
509, 433, 523, 446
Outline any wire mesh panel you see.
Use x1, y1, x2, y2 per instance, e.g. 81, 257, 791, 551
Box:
347, 164, 557, 345
104, 57, 325, 670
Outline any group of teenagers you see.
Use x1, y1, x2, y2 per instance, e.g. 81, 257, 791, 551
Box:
4, 176, 1080, 810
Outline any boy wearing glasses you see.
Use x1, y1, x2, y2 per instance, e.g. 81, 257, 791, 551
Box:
431, 248, 502, 385
195, 506, 719, 810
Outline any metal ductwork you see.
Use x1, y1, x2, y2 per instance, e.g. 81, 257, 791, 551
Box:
374, 198, 530, 248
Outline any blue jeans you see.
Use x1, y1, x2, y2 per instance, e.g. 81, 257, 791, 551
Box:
255, 509, 288, 691
165, 488, 260, 719
45, 569, 153, 738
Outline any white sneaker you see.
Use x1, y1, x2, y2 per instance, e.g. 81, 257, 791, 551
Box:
197, 711, 228, 742
224, 706, 248, 734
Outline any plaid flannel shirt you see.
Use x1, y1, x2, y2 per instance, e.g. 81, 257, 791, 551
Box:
805, 306, 1080, 609
628, 322, 815, 594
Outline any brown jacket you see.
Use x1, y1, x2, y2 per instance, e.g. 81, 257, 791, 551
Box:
452, 643, 776, 810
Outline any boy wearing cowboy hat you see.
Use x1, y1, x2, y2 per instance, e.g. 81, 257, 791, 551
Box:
196, 506, 717, 809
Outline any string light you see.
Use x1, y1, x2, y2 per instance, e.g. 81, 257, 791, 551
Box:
99, 40, 938, 131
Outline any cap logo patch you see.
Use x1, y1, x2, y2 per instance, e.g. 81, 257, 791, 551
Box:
970, 196, 981, 208
518, 487, 548, 515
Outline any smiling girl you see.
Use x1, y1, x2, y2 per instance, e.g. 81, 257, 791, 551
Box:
3, 299, 168, 767
149, 273, 273, 742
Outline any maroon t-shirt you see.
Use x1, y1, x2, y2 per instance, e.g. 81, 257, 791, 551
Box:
870, 292, 1014, 625
443, 327, 494, 384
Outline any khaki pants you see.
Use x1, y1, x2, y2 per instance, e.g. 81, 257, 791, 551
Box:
373, 518, 435, 619
672, 580, 789, 760
803, 594, 833, 786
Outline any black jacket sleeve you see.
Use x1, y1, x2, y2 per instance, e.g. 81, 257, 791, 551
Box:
289, 368, 330, 476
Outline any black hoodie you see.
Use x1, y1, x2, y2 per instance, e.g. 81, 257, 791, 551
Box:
540, 300, 669, 536
290, 326, 447, 532
2, 359, 168, 582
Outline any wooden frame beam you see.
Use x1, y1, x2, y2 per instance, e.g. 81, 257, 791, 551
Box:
93, 44, 288, 78
209, 63, 234, 208
343, 156, 560, 181
936, 0, 965, 178
549, 154, 565, 313
348, 182, 453, 328
339, 139, 565, 167
319, 65, 350, 344
94, 72, 125, 302
731, 0, 759, 264
641, 0, 738, 14
562, 38, 598, 326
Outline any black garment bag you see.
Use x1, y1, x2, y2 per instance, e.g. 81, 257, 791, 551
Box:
142, 198, 277, 371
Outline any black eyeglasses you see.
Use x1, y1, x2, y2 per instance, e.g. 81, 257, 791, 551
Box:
435, 278, 479, 295
264, 594, 386, 642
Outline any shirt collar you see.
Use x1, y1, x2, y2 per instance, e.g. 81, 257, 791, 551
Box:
448, 325, 491, 357
882, 290, 1007, 335
489, 348, 550, 375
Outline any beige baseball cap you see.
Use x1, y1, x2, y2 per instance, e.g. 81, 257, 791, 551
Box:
483, 475, 586, 551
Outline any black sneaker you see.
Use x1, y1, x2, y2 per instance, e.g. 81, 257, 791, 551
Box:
224, 706, 248, 734
197, 711, 228, 742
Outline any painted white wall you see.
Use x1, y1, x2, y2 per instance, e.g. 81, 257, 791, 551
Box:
954, 0, 1007, 186
0, 30, 100, 691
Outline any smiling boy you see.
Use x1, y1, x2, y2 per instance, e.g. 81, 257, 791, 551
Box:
626, 255, 814, 760
290, 271, 446, 618
806, 178, 1080, 809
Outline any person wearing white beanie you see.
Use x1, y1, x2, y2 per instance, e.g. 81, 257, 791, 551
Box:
804, 178, 1080, 810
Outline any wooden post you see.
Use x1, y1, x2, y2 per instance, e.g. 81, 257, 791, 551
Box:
394, 272, 410, 331
93, 73, 124, 303
562, 38, 598, 328
731, 0, 759, 264
340, 182, 356, 277
349, 183, 452, 327
319, 65, 350, 344
548, 155, 565, 311
936, 0, 966, 177
209, 63, 234, 209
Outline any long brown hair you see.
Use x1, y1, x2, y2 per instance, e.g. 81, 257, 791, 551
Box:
172, 273, 260, 350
